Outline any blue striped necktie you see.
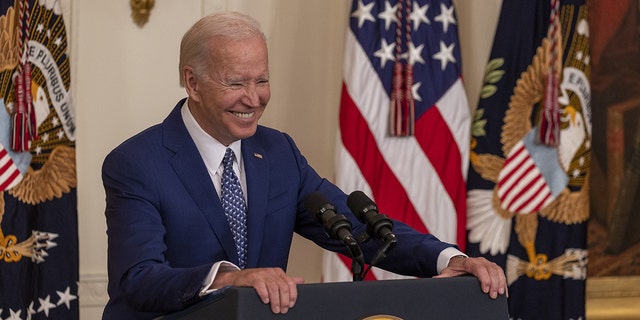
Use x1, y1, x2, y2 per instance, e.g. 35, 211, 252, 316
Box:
221, 148, 248, 269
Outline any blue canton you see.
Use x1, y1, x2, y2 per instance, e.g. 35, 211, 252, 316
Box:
350, 0, 462, 119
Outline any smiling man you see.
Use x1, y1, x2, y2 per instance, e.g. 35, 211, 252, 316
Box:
101, 11, 507, 320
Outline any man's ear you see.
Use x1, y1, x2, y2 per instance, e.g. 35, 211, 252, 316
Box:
183, 66, 200, 102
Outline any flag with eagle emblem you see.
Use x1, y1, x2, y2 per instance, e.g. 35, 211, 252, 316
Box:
466, 0, 590, 319
0, 0, 78, 319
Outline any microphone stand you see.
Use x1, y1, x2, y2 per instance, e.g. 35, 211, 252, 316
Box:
370, 236, 397, 266
343, 235, 365, 281
357, 234, 397, 279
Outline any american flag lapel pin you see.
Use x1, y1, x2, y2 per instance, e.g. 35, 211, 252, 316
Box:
254, 152, 263, 159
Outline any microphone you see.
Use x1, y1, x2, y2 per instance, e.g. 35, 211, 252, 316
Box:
347, 191, 397, 245
304, 191, 357, 246
305, 191, 366, 281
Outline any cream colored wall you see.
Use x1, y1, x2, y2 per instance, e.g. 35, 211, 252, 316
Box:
68, 0, 500, 318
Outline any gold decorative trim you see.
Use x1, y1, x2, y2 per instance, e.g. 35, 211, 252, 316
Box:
130, 0, 154, 28
587, 276, 640, 319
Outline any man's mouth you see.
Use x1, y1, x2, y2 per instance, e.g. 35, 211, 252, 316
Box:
231, 111, 254, 119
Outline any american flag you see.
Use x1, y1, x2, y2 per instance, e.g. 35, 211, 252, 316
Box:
324, 0, 470, 281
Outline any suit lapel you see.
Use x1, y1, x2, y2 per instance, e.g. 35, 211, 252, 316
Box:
242, 136, 269, 267
163, 100, 239, 264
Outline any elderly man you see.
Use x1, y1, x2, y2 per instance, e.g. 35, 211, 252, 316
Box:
101, 11, 507, 320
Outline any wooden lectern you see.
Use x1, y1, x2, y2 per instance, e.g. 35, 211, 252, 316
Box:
158, 277, 508, 319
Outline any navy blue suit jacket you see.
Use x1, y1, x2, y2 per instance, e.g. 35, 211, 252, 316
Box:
102, 99, 454, 319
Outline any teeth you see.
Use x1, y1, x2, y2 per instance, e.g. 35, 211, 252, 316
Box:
232, 112, 254, 119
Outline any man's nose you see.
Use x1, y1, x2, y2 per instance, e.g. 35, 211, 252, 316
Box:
243, 83, 260, 107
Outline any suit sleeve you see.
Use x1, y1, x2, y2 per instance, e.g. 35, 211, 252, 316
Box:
282, 132, 454, 277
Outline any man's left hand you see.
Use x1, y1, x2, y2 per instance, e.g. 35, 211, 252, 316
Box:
435, 256, 508, 299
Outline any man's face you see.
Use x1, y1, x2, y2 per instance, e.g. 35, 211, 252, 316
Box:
187, 35, 270, 146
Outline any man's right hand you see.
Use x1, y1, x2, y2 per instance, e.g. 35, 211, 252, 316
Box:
211, 267, 305, 314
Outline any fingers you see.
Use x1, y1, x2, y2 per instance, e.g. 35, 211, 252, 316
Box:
262, 275, 295, 313
468, 258, 507, 299
436, 256, 508, 300
489, 262, 507, 299
232, 268, 300, 314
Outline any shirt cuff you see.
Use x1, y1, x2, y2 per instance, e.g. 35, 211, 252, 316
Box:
199, 261, 240, 297
436, 247, 468, 274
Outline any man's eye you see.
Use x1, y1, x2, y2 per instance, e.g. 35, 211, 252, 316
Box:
257, 79, 270, 86
229, 83, 244, 89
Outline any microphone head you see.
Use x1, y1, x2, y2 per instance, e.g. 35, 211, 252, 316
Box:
304, 191, 332, 217
347, 191, 377, 221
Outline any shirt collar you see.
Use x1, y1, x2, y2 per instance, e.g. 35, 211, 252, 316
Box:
180, 99, 243, 172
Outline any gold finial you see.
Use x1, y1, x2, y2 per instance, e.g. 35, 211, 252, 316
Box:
130, 0, 155, 27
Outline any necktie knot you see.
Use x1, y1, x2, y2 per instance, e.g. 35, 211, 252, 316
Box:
223, 148, 236, 169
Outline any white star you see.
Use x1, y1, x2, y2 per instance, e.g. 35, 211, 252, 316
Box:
411, 82, 423, 102
35, 145, 42, 155
56, 287, 78, 309
434, 3, 456, 33
37, 23, 44, 33
57, 130, 65, 139
374, 38, 396, 68
410, 2, 430, 30
38, 295, 56, 317
351, 0, 375, 28
377, 2, 399, 30
52, 116, 60, 127
432, 41, 456, 70
42, 132, 50, 142
6, 308, 22, 320
54, 37, 62, 47
401, 42, 425, 66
